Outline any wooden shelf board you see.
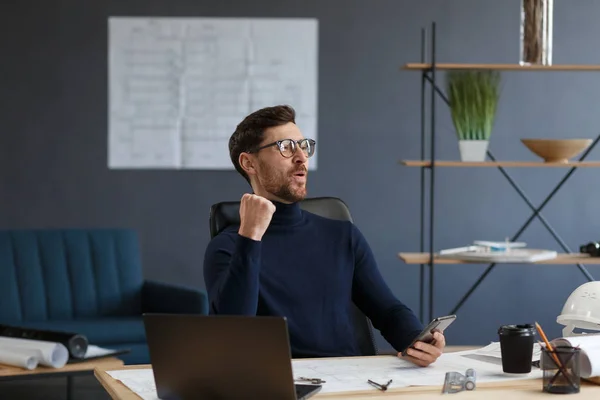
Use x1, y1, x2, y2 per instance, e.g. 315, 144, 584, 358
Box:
402, 63, 600, 71
398, 252, 600, 265
400, 160, 600, 167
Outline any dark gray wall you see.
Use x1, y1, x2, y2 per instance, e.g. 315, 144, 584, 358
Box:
3, 0, 600, 351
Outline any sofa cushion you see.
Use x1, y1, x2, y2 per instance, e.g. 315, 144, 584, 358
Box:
3, 317, 146, 345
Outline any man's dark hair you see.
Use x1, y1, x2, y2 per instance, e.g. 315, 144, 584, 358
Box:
229, 105, 296, 184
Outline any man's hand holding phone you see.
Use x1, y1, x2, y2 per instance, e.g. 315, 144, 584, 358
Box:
397, 331, 446, 367
398, 314, 455, 367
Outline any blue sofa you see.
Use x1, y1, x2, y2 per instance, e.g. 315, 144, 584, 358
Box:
0, 229, 208, 365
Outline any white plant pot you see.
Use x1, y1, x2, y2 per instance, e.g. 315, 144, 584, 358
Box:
458, 140, 489, 162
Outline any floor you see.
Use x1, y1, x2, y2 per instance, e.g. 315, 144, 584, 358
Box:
0, 375, 111, 400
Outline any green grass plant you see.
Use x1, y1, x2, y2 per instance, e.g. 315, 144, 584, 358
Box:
446, 70, 501, 141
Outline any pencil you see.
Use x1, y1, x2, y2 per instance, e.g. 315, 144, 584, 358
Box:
535, 321, 562, 368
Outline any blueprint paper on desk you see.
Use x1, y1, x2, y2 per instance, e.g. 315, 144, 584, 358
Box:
292, 349, 543, 394
106, 369, 159, 400
469, 341, 542, 362
551, 335, 600, 378
106, 347, 544, 397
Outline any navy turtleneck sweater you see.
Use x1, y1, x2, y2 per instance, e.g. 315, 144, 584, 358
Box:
203, 201, 423, 358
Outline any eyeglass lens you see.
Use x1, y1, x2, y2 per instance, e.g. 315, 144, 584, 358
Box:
278, 139, 315, 158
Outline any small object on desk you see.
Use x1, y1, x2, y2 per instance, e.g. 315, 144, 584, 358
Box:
296, 376, 326, 384
367, 379, 392, 391
0, 324, 89, 360
535, 322, 579, 392
442, 369, 476, 394
498, 324, 536, 373
541, 346, 581, 394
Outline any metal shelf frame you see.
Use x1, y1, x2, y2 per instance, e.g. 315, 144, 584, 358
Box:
410, 22, 600, 323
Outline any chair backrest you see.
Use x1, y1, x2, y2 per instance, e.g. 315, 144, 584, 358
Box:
209, 196, 378, 356
0, 229, 144, 323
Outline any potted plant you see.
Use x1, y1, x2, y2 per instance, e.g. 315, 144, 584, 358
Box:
446, 70, 501, 162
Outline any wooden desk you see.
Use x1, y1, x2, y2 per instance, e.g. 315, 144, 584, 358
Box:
92, 347, 473, 399
0, 357, 123, 400
94, 356, 600, 399
95, 364, 150, 400
94, 362, 600, 399
0, 357, 123, 380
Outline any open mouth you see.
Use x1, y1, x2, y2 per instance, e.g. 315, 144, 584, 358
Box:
292, 171, 307, 181
292, 169, 307, 176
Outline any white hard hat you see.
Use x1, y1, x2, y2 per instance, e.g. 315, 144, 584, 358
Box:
557, 281, 600, 337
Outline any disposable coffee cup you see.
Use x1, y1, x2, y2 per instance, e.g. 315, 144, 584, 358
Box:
498, 324, 536, 373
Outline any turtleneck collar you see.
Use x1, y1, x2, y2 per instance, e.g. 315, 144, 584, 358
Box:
270, 200, 303, 225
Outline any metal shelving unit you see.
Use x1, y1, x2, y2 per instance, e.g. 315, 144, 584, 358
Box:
400, 22, 600, 324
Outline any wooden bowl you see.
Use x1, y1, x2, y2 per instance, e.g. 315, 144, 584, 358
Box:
521, 139, 593, 163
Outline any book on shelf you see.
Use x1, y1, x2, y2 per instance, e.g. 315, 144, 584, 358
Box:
438, 241, 557, 263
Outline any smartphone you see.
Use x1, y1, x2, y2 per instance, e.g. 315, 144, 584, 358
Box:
401, 314, 456, 357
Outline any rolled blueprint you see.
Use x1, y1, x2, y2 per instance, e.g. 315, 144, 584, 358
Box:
0, 348, 39, 370
0, 324, 88, 359
0, 337, 68, 368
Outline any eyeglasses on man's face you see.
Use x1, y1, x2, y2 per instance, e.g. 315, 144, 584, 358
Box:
248, 138, 316, 158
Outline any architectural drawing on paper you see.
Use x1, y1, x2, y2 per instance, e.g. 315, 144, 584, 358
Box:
108, 17, 318, 169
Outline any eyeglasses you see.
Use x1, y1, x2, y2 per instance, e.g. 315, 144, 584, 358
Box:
248, 138, 316, 158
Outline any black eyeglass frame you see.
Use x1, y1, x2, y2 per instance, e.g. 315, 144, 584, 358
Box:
247, 138, 316, 158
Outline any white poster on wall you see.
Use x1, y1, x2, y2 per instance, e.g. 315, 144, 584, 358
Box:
108, 17, 318, 169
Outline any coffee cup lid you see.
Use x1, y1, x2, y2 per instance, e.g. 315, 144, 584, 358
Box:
498, 324, 536, 335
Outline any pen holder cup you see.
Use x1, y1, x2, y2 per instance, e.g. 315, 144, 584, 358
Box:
541, 346, 581, 394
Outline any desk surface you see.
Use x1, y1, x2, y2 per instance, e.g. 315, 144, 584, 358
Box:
0, 357, 123, 380
94, 350, 600, 399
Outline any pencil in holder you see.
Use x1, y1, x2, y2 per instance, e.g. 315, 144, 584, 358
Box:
541, 346, 581, 394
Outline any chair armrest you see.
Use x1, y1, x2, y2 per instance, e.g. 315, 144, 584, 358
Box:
142, 280, 208, 315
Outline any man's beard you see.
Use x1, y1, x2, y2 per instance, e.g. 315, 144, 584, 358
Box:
258, 163, 307, 203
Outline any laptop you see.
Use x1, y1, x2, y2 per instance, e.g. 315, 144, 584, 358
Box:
143, 314, 323, 400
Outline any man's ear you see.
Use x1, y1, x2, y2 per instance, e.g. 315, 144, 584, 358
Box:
239, 152, 257, 176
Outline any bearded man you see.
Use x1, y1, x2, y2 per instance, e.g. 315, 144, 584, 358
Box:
203, 105, 445, 366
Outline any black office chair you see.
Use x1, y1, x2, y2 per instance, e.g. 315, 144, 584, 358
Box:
209, 196, 378, 356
